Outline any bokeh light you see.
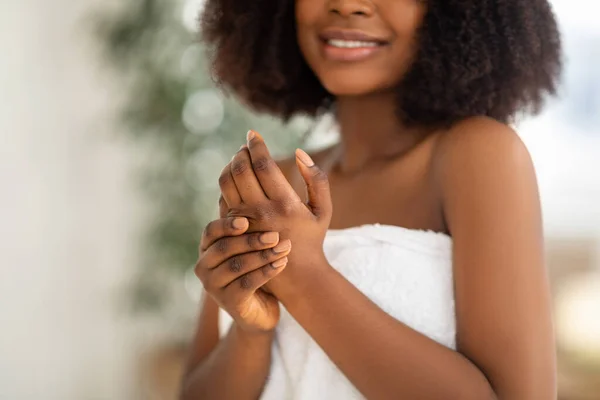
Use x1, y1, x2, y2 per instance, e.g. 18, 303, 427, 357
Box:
181, 0, 206, 32
184, 146, 229, 192
182, 89, 224, 135
557, 273, 600, 362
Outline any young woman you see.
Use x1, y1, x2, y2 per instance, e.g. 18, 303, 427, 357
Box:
181, 0, 562, 399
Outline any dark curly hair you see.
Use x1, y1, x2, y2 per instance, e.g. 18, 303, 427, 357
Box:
200, 0, 562, 126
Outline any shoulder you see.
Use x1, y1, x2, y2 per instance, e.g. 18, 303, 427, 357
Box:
432, 117, 539, 230
435, 119, 553, 398
433, 116, 535, 190
434, 116, 531, 170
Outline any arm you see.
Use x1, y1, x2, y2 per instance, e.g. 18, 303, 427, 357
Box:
279, 260, 495, 399
233, 125, 555, 399
180, 215, 292, 400
180, 295, 275, 400
439, 118, 556, 398
276, 119, 554, 399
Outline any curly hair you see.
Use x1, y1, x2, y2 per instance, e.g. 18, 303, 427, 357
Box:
200, 0, 562, 126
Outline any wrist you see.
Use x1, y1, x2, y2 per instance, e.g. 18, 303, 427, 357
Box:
232, 322, 275, 344
274, 254, 335, 306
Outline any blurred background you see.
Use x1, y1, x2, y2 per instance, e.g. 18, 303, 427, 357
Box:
0, 0, 598, 399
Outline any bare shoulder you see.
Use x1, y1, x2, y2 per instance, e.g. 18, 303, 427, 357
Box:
433, 119, 554, 398
434, 116, 533, 173
432, 116, 539, 233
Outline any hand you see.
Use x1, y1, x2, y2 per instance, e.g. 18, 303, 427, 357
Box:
218, 130, 333, 299
195, 216, 292, 333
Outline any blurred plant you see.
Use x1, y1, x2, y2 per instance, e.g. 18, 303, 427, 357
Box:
94, 0, 312, 314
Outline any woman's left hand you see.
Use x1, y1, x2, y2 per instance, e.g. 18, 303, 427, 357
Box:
218, 130, 333, 300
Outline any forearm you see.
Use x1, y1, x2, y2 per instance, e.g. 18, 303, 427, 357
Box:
279, 266, 496, 400
180, 324, 274, 400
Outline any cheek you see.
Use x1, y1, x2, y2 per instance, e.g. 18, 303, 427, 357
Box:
295, 0, 321, 65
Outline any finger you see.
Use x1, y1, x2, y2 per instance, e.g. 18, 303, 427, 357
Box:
225, 257, 288, 298
218, 196, 228, 219
218, 161, 242, 207
200, 217, 249, 252
246, 130, 299, 201
209, 240, 291, 288
230, 146, 267, 204
201, 231, 280, 270
295, 149, 333, 221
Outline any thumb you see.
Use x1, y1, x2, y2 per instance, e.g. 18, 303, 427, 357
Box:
295, 149, 332, 221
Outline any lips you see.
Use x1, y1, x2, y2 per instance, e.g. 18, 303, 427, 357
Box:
318, 28, 389, 62
319, 28, 388, 44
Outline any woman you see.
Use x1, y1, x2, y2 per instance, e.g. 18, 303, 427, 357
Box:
181, 0, 562, 398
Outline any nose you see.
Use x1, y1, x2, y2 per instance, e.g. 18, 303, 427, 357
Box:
328, 0, 375, 17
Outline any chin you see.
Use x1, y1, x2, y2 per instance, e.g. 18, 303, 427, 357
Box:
318, 71, 384, 97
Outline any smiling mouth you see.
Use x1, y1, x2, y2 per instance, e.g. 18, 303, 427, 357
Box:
318, 29, 389, 61
325, 39, 381, 49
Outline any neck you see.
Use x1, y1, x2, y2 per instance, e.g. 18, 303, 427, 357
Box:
333, 92, 431, 174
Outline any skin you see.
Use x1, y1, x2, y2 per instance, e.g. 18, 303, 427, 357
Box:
180, 0, 556, 399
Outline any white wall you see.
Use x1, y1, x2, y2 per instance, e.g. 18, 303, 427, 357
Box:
0, 1, 138, 399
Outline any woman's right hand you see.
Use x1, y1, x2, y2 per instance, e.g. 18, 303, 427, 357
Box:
195, 216, 291, 333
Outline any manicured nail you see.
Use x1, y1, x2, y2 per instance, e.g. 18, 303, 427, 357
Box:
260, 232, 279, 244
232, 218, 248, 230
272, 239, 291, 253
271, 257, 288, 269
246, 130, 256, 142
296, 148, 314, 167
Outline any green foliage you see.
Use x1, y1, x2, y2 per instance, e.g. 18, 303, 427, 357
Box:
95, 0, 310, 313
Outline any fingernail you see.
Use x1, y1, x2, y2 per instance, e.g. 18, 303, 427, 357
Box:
260, 232, 279, 244
271, 257, 288, 269
272, 239, 291, 253
232, 218, 248, 230
239, 144, 248, 151
296, 149, 314, 167
246, 130, 256, 142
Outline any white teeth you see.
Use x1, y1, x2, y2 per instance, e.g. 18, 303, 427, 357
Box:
327, 39, 379, 48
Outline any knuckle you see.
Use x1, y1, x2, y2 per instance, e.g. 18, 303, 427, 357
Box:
218, 172, 230, 187
255, 205, 275, 221
274, 199, 295, 216
313, 168, 329, 183
202, 222, 213, 241
229, 256, 243, 273
239, 274, 253, 290
247, 233, 260, 249
252, 157, 273, 173
260, 249, 271, 261
215, 237, 228, 253
232, 160, 249, 176
261, 264, 272, 277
